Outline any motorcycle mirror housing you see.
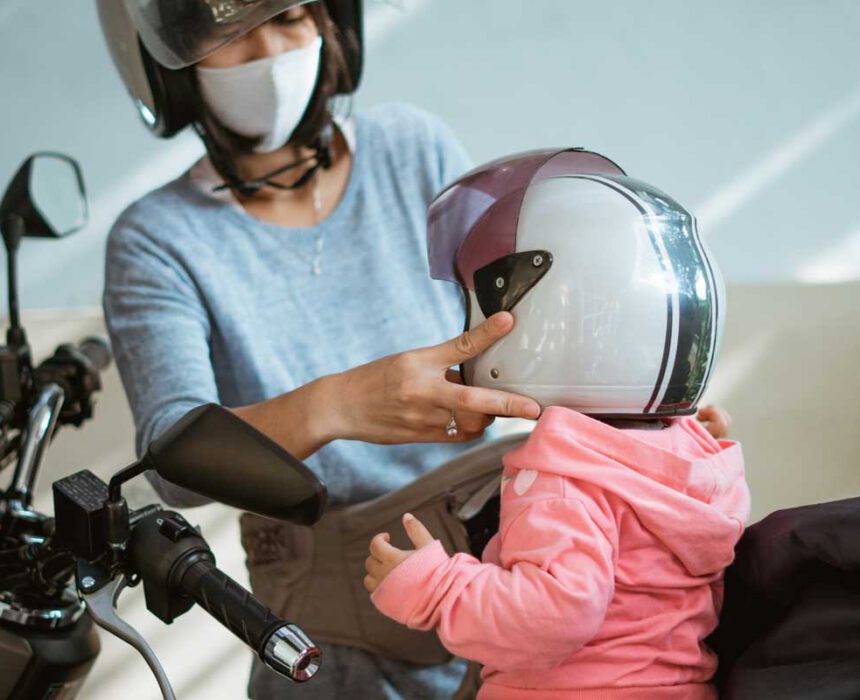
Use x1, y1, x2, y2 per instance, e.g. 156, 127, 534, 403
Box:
111, 404, 327, 525
0, 152, 88, 238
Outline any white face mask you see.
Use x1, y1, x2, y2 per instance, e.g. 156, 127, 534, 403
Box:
196, 36, 323, 153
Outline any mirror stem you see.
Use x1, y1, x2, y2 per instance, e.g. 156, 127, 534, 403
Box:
106, 461, 146, 560
108, 458, 147, 503
1, 214, 25, 347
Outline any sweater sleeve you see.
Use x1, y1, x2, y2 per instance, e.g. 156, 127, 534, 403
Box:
103, 217, 219, 507
430, 113, 473, 192
372, 497, 615, 671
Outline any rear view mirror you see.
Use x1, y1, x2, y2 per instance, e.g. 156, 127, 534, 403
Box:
0, 152, 87, 238
145, 404, 327, 525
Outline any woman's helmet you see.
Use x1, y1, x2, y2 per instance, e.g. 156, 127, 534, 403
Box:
96, 0, 363, 137
428, 149, 725, 418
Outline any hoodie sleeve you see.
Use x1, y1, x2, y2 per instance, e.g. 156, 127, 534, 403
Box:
371, 497, 615, 671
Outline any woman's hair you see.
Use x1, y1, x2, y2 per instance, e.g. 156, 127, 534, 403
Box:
194, 2, 355, 154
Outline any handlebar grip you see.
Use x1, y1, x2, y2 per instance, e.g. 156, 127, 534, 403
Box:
176, 557, 321, 682
77, 337, 112, 371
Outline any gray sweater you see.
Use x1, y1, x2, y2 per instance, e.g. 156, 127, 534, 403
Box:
104, 103, 477, 509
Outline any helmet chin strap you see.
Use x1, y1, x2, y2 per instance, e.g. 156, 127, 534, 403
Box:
195, 122, 334, 198
600, 417, 668, 431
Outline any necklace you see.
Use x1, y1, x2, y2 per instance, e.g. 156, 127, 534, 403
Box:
310, 170, 324, 276
276, 170, 324, 275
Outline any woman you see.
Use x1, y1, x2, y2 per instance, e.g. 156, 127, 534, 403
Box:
98, 1, 731, 697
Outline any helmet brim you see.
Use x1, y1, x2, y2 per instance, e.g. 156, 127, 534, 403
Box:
124, 0, 317, 69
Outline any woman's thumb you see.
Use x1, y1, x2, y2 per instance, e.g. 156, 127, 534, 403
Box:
437, 312, 514, 365
403, 513, 435, 548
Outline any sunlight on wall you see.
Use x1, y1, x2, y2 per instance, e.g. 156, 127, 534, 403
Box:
797, 221, 860, 284
696, 83, 860, 236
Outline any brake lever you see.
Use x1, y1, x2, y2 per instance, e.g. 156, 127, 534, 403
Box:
81, 573, 177, 700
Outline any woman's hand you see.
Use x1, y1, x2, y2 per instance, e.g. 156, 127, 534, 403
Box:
364, 513, 436, 594
325, 312, 541, 445
697, 404, 732, 439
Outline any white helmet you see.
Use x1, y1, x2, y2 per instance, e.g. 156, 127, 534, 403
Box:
428, 149, 725, 418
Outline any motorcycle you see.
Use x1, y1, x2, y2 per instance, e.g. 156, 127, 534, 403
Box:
0, 153, 326, 699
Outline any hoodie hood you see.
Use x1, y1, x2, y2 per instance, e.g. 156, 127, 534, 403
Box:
504, 406, 749, 577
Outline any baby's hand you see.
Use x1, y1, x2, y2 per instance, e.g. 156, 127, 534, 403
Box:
697, 404, 732, 439
364, 513, 436, 594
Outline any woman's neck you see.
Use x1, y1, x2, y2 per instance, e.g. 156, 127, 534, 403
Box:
232, 141, 318, 190
232, 126, 352, 226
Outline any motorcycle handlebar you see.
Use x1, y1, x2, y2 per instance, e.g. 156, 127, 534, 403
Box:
175, 556, 321, 682
129, 510, 321, 684
76, 337, 112, 372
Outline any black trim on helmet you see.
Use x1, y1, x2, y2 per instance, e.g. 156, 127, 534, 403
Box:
690, 219, 720, 408
657, 216, 717, 414
325, 0, 363, 93
568, 176, 676, 416
138, 40, 199, 138
613, 179, 718, 415
644, 254, 674, 415
473, 250, 553, 318
458, 285, 472, 386
583, 175, 722, 417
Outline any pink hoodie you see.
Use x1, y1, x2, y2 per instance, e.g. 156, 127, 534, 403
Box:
372, 406, 749, 699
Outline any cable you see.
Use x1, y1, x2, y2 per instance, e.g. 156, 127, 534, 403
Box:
194, 122, 334, 197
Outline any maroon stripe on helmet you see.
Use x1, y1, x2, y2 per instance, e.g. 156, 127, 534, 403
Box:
428, 149, 626, 289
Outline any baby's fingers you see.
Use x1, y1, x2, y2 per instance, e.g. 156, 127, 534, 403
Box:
698, 404, 732, 439
365, 555, 384, 580
363, 574, 379, 593
403, 513, 435, 549
369, 532, 398, 560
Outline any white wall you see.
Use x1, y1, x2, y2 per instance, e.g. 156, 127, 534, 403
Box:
358, 0, 860, 285
704, 283, 860, 521
2, 1, 860, 307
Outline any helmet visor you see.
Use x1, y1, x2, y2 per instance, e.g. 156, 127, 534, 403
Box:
123, 0, 316, 69
427, 149, 625, 288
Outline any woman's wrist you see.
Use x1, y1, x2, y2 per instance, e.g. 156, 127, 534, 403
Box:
232, 373, 345, 460
303, 372, 347, 448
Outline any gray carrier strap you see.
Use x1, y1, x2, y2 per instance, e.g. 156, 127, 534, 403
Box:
240, 434, 528, 667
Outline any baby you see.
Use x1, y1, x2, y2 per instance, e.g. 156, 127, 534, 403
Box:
364, 150, 750, 699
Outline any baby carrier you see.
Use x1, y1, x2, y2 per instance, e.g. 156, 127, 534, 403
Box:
240, 434, 525, 667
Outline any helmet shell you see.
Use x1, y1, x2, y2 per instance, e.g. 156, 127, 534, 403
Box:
428, 150, 725, 417
97, 0, 363, 137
